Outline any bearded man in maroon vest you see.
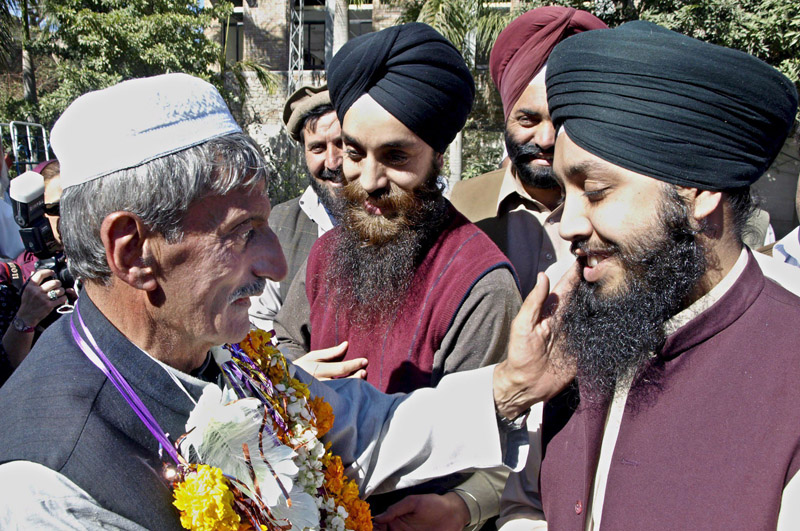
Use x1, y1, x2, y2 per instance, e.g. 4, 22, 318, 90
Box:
497, 21, 800, 530
274, 23, 522, 530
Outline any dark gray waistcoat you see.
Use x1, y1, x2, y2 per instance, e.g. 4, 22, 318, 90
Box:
0, 294, 212, 530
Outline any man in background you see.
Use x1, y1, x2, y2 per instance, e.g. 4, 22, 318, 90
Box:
249, 85, 366, 380
249, 85, 344, 330
450, 7, 605, 297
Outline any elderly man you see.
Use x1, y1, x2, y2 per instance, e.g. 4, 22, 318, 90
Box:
0, 73, 563, 529
275, 23, 521, 529
450, 7, 605, 297
501, 21, 800, 529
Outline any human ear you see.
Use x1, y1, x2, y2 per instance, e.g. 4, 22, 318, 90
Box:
100, 212, 158, 291
677, 186, 722, 225
688, 188, 723, 223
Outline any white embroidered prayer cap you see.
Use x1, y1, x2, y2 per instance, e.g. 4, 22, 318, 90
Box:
52, 73, 242, 189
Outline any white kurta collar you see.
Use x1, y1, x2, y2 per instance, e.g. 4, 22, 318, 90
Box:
298, 186, 335, 236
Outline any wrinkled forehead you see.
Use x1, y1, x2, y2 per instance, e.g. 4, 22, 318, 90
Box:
186, 182, 271, 232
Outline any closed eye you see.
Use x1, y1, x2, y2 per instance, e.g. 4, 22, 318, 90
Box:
584, 188, 609, 202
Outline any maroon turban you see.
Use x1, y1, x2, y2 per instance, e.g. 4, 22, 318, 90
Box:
490, 6, 606, 120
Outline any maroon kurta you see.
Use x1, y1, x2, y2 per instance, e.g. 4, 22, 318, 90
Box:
306, 208, 515, 393
540, 252, 800, 530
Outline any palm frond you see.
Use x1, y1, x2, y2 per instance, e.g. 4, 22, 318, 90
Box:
229, 59, 278, 97
0, 0, 17, 69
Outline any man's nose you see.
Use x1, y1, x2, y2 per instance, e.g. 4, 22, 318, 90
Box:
255, 227, 288, 282
325, 143, 342, 171
536, 119, 556, 152
359, 157, 389, 193
558, 194, 592, 242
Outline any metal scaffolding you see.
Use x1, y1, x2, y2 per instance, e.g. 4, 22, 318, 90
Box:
288, 0, 305, 94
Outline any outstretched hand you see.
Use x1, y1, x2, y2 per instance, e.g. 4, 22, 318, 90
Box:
294, 341, 368, 380
493, 264, 580, 420
372, 493, 470, 531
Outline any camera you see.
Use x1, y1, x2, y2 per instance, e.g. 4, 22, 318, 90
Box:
9, 171, 74, 289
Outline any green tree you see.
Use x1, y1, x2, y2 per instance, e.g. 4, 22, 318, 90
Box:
0, 0, 14, 69
641, 0, 800, 91
1, 0, 276, 128
35, 0, 229, 125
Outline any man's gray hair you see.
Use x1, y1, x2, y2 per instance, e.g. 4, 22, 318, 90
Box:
60, 133, 268, 284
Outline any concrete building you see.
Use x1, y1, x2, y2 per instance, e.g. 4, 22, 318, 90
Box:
207, 0, 404, 141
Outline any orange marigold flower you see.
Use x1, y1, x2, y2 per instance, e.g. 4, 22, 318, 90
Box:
268, 364, 286, 383
310, 396, 334, 437
323, 454, 345, 494
345, 497, 372, 531
289, 379, 311, 399
340, 479, 361, 505
238, 330, 282, 371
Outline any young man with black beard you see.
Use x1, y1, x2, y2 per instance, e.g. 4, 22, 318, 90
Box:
450, 7, 606, 298
274, 23, 522, 531
500, 21, 800, 529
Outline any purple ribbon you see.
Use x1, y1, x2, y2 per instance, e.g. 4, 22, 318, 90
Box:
70, 303, 181, 465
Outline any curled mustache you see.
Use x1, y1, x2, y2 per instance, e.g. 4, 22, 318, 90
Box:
229, 278, 266, 303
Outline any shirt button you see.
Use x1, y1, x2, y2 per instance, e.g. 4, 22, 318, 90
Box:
545, 253, 553, 260
575, 500, 583, 514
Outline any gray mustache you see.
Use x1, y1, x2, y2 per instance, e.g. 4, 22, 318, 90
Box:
229, 279, 267, 302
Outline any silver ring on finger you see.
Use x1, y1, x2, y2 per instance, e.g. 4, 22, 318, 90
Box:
47, 289, 59, 301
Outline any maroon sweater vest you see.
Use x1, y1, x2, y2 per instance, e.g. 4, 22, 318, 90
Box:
306, 208, 515, 393
540, 253, 800, 530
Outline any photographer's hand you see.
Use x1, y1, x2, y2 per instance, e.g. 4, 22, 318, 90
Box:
3, 269, 66, 367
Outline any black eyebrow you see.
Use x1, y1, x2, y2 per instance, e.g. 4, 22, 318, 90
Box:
342, 133, 362, 148
515, 108, 545, 118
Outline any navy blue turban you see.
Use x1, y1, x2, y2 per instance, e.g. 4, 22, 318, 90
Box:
546, 21, 798, 190
327, 22, 475, 154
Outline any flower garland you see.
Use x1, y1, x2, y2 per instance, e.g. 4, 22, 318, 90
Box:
171, 329, 372, 531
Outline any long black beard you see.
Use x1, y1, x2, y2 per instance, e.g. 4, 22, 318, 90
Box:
554, 187, 708, 404
325, 169, 448, 328
309, 166, 346, 221
504, 129, 559, 190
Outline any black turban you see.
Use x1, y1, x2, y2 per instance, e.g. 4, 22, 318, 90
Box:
327, 22, 475, 154
546, 21, 798, 190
